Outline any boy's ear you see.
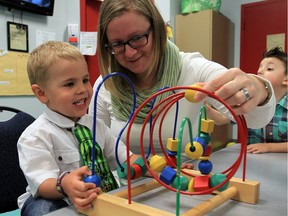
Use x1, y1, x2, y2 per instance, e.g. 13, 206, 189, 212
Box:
31, 84, 48, 104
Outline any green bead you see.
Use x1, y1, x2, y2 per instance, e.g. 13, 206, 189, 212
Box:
210, 173, 228, 192
199, 132, 211, 144
172, 175, 189, 191
117, 162, 134, 179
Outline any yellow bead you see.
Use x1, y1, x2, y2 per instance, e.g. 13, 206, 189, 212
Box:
200, 119, 215, 134
149, 155, 166, 173
185, 142, 204, 160
166, 138, 178, 152
188, 178, 195, 192
199, 156, 210, 161
184, 84, 202, 103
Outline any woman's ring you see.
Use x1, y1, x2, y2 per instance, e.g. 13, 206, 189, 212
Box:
241, 88, 251, 102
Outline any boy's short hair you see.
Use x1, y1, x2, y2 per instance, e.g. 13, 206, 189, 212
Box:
27, 41, 84, 86
263, 46, 287, 74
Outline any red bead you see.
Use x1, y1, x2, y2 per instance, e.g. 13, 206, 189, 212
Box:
194, 175, 210, 192
131, 164, 142, 180
134, 157, 148, 176
165, 155, 177, 168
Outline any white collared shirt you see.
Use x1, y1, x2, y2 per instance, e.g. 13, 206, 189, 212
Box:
17, 108, 131, 209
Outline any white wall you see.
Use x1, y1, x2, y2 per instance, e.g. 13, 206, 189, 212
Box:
0, 0, 263, 119
0, 0, 80, 119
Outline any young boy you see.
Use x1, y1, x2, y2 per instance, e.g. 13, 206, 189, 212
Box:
246, 46, 287, 153
206, 47, 287, 153
17, 41, 139, 216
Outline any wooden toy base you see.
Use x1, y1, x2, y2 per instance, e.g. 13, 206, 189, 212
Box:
79, 170, 260, 216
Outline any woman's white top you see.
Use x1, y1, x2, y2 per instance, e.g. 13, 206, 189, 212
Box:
89, 52, 275, 153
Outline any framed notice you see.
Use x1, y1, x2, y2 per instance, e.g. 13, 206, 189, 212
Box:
7, 22, 29, 53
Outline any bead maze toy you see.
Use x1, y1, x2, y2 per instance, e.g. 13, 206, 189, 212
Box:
80, 73, 260, 216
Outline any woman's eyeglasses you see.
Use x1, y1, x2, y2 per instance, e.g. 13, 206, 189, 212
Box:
105, 28, 152, 55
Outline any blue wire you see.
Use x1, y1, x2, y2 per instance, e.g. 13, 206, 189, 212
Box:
91, 72, 137, 174
148, 86, 179, 158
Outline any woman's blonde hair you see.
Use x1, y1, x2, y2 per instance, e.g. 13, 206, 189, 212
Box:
97, 0, 167, 97
27, 41, 85, 87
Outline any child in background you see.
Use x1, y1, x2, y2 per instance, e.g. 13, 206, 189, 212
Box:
17, 41, 139, 216
206, 46, 287, 153
246, 46, 287, 153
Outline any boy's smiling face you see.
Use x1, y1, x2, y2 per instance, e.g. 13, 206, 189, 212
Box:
34, 58, 92, 122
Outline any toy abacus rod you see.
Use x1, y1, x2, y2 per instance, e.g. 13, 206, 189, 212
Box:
126, 85, 248, 202
92, 72, 137, 174
149, 93, 184, 158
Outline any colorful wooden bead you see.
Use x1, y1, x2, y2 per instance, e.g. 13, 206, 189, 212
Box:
188, 178, 195, 192
184, 84, 202, 103
185, 141, 204, 160
193, 137, 207, 152
84, 174, 101, 187
166, 138, 178, 152
166, 149, 177, 156
172, 175, 189, 191
117, 162, 134, 179
210, 173, 229, 192
194, 175, 210, 192
203, 145, 212, 156
200, 119, 215, 134
131, 164, 142, 180
134, 157, 148, 176
149, 155, 166, 173
198, 160, 213, 175
165, 155, 177, 168
199, 132, 211, 144
159, 166, 176, 185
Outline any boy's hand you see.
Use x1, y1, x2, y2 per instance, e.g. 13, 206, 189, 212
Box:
61, 166, 101, 210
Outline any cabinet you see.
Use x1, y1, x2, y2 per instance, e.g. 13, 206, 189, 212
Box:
175, 10, 234, 151
175, 9, 234, 68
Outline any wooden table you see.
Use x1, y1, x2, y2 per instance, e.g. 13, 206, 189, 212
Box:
45, 144, 288, 216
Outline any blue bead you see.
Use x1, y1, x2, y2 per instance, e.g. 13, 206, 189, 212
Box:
160, 166, 176, 185
84, 175, 101, 187
198, 160, 213, 175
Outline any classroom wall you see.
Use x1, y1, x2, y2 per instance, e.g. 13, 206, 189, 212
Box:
0, 0, 262, 119
0, 0, 80, 119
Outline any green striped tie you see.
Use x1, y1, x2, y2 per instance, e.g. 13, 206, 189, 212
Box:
72, 125, 118, 192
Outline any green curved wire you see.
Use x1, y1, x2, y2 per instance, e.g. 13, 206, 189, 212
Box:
176, 117, 194, 216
